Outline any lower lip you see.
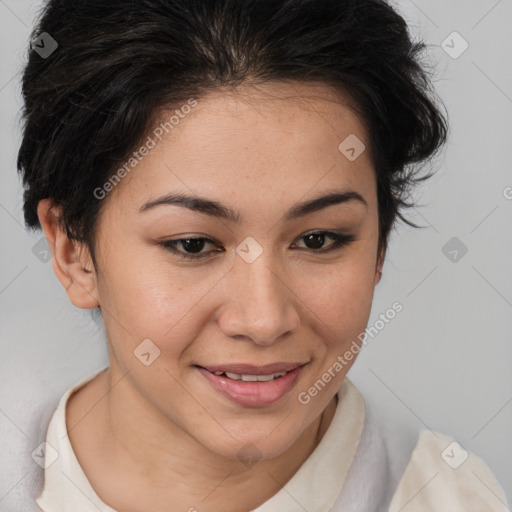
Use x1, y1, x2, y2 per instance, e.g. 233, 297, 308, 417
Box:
196, 366, 304, 407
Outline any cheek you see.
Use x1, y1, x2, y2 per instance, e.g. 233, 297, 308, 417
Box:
95, 249, 203, 357
301, 251, 377, 340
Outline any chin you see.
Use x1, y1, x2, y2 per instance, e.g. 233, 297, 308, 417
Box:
202, 429, 300, 464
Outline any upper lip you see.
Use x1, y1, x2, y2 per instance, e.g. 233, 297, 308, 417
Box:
198, 362, 307, 375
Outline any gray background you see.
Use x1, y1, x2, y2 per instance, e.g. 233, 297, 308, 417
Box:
1, 0, 511, 507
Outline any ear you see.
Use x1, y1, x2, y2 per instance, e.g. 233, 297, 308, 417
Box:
374, 245, 386, 286
37, 199, 99, 309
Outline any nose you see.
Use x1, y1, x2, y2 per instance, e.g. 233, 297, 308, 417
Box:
217, 251, 300, 346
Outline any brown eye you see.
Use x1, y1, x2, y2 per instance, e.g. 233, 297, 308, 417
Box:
294, 231, 355, 253
161, 237, 220, 259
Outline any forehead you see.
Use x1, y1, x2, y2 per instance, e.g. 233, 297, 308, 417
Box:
105, 81, 375, 216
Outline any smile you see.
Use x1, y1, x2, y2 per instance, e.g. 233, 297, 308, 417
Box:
195, 363, 307, 407
211, 371, 288, 381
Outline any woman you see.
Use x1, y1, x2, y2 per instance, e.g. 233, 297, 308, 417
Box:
17, 0, 508, 510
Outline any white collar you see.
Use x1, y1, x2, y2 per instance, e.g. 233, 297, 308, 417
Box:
36, 368, 367, 512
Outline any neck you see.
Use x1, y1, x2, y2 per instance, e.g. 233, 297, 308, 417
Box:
68, 366, 338, 512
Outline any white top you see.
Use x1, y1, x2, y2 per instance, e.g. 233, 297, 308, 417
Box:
35, 368, 509, 512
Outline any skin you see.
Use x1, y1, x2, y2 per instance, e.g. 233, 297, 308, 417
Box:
38, 81, 384, 512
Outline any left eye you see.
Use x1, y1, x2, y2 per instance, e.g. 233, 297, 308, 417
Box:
293, 231, 355, 252
160, 231, 355, 260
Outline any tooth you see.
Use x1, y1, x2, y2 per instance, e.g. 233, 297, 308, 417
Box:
219, 371, 289, 381
241, 374, 259, 382
256, 374, 275, 382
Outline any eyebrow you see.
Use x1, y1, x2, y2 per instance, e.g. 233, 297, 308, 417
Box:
139, 189, 368, 223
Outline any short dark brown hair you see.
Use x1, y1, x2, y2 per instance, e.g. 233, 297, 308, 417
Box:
17, 0, 448, 264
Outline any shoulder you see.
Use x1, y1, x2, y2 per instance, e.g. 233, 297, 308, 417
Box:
389, 430, 509, 512
331, 383, 509, 512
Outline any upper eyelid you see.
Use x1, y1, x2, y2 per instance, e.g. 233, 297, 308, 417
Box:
167, 230, 349, 244
163, 231, 353, 253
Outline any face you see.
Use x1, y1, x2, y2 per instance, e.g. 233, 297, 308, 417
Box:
62, 81, 383, 461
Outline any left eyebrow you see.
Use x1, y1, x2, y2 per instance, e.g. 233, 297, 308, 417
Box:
283, 190, 368, 221
138, 189, 368, 223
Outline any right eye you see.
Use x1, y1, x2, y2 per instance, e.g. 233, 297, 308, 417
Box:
160, 237, 223, 260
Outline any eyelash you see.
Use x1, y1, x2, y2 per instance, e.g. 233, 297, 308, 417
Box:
160, 231, 355, 260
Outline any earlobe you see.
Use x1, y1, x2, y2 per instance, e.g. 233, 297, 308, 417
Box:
37, 199, 99, 309
374, 246, 386, 286
374, 267, 383, 286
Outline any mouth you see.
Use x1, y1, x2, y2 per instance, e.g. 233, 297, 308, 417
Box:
206, 371, 288, 382
194, 362, 308, 407
196, 362, 306, 380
